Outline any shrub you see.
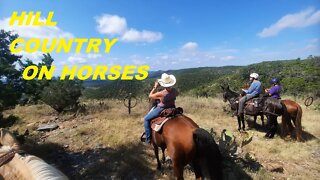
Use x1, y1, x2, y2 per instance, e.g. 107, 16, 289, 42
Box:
41, 79, 83, 113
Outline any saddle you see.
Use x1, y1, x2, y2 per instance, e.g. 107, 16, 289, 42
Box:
263, 98, 283, 116
244, 97, 264, 116
151, 107, 183, 132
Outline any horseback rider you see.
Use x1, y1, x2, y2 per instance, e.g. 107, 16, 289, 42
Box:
142, 73, 178, 144
265, 78, 281, 99
264, 78, 282, 138
238, 73, 262, 117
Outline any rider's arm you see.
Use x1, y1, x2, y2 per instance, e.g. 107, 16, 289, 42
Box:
149, 81, 162, 99
149, 90, 163, 99
268, 86, 276, 96
245, 81, 260, 95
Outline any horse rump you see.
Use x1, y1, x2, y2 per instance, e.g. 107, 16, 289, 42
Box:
193, 128, 223, 180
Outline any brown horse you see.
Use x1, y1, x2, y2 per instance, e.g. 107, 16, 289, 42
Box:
281, 100, 303, 142
148, 100, 223, 180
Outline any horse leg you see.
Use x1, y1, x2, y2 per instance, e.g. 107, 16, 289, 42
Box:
153, 144, 162, 170
242, 115, 246, 131
173, 160, 184, 180
192, 161, 203, 180
237, 116, 241, 131
254, 115, 257, 126
268, 116, 278, 138
287, 118, 294, 138
261, 114, 265, 127
294, 106, 303, 142
281, 113, 289, 138
265, 115, 272, 137
161, 147, 166, 163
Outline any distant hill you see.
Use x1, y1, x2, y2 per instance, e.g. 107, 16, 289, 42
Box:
83, 56, 320, 99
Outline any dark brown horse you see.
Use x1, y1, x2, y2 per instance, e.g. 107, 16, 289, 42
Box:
148, 100, 223, 180
281, 99, 303, 142
240, 84, 265, 126
220, 85, 265, 131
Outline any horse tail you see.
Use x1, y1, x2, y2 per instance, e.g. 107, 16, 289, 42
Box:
193, 128, 223, 180
295, 103, 303, 141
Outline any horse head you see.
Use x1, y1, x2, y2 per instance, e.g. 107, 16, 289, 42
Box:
220, 85, 229, 102
220, 84, 238, 103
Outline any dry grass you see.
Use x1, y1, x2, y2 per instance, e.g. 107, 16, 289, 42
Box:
3, 96, 320, 179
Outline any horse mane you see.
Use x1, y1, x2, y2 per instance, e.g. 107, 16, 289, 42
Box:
193, 128, 223, 179
0, 129, 68, 180
226, 87, 240, 98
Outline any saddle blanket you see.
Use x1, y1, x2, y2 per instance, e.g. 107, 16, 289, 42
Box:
151, 117, 171, 132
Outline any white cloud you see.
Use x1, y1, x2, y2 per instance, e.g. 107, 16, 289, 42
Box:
170, 16, 181, 24
67, 54, 87, 64
95, 14, 163, 43
0, 16, 74, 39
181, 42, 198, 51
310, 38, 319, 43
87, 53, 102, 59
121, 28, 162, 43
132, 59, 146, 65
258, 7, 320, 37
95, 14, 127, 35
220, 56, 235, 61
161, 55, 169, 60
66, 53, 104, 64
16, 51, 44, 64
130, 55, 147, 65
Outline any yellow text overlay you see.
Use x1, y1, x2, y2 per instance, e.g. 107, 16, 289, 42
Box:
22, 65, 150, 81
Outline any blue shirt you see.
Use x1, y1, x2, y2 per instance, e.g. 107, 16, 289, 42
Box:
244, 80, 261, 96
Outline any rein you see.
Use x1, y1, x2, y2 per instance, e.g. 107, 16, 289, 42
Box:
227, 96, 238, 105
0, 149, 16, 167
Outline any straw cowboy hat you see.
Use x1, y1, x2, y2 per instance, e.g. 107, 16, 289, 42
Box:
158, 73, 176, 87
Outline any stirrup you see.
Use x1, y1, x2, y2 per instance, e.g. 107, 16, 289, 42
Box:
140, 132, 146, 142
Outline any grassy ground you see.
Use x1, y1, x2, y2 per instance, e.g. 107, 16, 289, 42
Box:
3, 96, 320, 180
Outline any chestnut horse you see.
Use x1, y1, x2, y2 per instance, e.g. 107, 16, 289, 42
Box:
281, 100, 303, 142
147, 100, 223, 180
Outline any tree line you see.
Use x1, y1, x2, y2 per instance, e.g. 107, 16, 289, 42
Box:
1, 29, 319, 118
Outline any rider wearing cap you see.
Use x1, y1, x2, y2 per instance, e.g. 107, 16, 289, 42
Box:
238, 73, 262, 116
265, 78, 281, 99
143, 73, 178, 144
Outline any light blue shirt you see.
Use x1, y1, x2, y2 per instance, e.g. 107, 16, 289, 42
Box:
244, 80, 261, 96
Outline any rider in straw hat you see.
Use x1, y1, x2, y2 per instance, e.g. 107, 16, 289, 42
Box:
143, 73, 178, 144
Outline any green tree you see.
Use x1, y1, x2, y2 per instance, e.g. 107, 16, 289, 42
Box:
0, 30, 23, 115
19, 53, 54, 104
41, 79, 83, 113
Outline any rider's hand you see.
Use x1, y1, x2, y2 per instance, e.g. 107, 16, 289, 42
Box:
154, 81, 159, 88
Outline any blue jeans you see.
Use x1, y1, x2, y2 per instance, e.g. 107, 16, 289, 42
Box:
144, 106, 164, 143
238, 94, 257, 115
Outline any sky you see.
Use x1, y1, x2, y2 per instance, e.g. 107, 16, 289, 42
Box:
0, 0, 319, 74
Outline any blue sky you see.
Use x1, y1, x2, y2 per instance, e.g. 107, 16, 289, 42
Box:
1, 0, 319, 74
